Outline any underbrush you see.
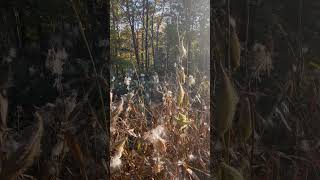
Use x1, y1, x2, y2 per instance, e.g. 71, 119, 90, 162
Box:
110, 67, 210, 179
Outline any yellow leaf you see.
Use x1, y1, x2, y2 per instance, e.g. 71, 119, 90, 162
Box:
175, 112, 191, 126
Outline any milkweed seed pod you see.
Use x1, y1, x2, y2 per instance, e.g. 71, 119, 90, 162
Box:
220, 162, 244, 180
179, 67, 186, 84
111, 97, 124, 121
110, 137, 127, 171
215, 67, 239, 137
179, 36, 187, 60
177, 83, 185, 107
230, 28, 241, 71
113, 137, 127, 158
182, 91, 190, 108
238, 97, 252, 143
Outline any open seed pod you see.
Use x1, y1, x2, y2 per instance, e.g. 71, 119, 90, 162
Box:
177, 83, 185, 107
110, 137, 127, 171
179, 67, 186, 84
111, 96, 124, 121
112, 137, 127, 158
182, 91, 190, 108
220, 162, 244, 180
215, 66, 239, 137
179, 36, 187, 60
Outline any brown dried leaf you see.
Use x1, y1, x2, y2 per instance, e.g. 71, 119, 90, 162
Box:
0, 112, 43, 180
186, 167, 201, 180
64, 132, 86, 167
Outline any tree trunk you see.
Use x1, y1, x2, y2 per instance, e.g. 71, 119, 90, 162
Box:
155, 0, 165, 72
185, 0, 191, 74
145, 0, 149, 71
155, 22, 160, 70
125, 0, 140, 68
151, 14, 155, 69
141, 0, 145, 71
111, 5, 120, 57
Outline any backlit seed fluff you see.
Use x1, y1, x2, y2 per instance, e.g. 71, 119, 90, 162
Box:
187, 75, 195, 86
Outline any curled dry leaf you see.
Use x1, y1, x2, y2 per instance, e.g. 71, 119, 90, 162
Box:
155, 138, 167, 154
185, 167, 201, 180
152, 157, 164, 174
127, 128, 138, 138
64, 132, 88, 178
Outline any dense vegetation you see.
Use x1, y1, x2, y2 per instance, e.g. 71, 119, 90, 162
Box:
0, 0, 319, 179
211, 0, 320, 180
0, 0, 109, 179
110, 0, 210, 179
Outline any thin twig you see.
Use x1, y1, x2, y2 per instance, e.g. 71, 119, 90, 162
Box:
70, 0, 107, 131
